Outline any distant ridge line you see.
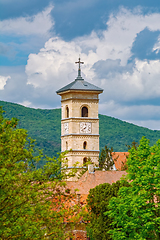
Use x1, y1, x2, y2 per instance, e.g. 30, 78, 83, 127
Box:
1, 100, 160, 164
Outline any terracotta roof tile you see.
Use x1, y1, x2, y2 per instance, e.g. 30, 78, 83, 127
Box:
112, 152, 129, 170
67, 170, 127, 195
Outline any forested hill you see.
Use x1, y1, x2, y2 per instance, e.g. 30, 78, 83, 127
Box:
1, 100, 160, 158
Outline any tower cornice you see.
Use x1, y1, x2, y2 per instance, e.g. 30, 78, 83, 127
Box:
62, 150, 100, 153
61, 117, 99, 121
61, 134, 99, 137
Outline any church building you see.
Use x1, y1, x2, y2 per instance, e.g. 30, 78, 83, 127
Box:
56, 58, 127, 239
56, 58, 103, 172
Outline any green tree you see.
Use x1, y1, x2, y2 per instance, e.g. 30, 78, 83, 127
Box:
99, 145, 115, 170
108, 136, 160, 240
0, 108, 79, 239
86, 180, 129, 240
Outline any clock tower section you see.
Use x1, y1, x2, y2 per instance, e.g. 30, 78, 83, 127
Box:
56, 58, 103, 170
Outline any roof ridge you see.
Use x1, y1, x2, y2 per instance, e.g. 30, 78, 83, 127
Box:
57, 78, 103, 94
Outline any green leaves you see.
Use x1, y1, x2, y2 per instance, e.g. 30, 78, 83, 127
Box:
0, 109, 80, 239
108, 136, 160, 240
86, 180, 129, 240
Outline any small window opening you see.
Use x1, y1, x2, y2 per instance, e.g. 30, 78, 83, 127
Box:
83, 157, 87, 164
66, 141, 68, 150
65, 158, 68, 167
66, 106, 69, 118
83, 141, 87, 149
81, 106, 88, 117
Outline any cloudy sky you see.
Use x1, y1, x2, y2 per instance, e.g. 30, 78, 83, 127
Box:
1, 0, 160, 130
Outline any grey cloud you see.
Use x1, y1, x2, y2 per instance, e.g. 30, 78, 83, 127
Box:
127, 120, 160, 130
0, 0, 51, 20
0, 66, 60, 109
130, 27, 160, 61
99, 101, 160, 126
119, 98, 160, 108
92, 59, 134, 79
0, 42, 10, 55
0, 42, 16, 60
120, 106, 160, 121
0, 66, 33, 103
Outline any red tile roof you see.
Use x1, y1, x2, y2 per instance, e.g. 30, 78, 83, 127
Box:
112, 152, 129, 170
67, 170, 127, 195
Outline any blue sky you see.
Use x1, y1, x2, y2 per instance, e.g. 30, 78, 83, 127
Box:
1, 0, 160, 130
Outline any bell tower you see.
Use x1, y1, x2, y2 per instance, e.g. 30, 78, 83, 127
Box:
56, 58, 103, 173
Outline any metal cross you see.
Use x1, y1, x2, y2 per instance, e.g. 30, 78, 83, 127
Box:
75, 57, 84, 77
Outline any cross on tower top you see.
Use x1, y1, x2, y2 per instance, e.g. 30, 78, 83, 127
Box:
75, 57, 84, 77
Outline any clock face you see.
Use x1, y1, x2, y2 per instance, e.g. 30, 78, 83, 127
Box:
80, 122, 91, 133
64, 122, 69, 134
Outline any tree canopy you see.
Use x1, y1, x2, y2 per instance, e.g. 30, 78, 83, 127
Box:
0, 108, 79, 239
108, 136, 160, 240
86, 180, 129, 240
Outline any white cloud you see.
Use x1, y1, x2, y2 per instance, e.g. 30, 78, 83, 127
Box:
99, 100, 160, 130
75, 7, 160, 65
18, 100, 32, 108
0, 75, 10, 90
98, 59, 160, 103
0, 66, 33, 104
99, 101, 160, 119
26, 37, 82, 88
2, 6, 160, 130
127, 120, 160, 130
0, 5, 54, 36
153, 35, 160, 54
25, 8, 160, 101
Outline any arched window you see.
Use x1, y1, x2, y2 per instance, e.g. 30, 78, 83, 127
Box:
66, 141, 68, 150
83, 157, 87, 164
66, 106, 69, 118
81, 106, 88, 117
83, 141, 87, 149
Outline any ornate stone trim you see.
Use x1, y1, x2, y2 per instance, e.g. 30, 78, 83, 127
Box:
62, 150, 100, 155
71, 150, 99, 152
62, 117, 99, 120
61, 98, 99, 102
61, 134, 99, 137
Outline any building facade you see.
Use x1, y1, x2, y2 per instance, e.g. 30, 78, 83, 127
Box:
56, 58, 103, 171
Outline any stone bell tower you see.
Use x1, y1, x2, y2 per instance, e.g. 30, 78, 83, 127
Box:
56, 58, 103, 171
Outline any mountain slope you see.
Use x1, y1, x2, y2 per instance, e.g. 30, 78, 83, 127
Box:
99, 114, 160, 151
1, 100, 160, 158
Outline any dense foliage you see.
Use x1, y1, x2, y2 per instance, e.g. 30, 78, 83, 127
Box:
2, 100, 160, 164
86, 181, 130, 240
1, 101, 61, 167
99, 114, 160, 151
108, 137, 160, 240
0, 108, 80, 239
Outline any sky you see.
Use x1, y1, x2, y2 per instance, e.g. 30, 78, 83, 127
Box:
1, 1, 160, 130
